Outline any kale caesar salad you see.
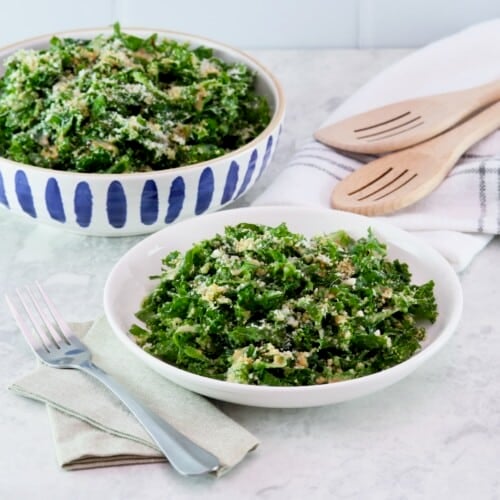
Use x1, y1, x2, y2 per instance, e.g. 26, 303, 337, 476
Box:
0, 24, 270, 173
131, 223, 438, 387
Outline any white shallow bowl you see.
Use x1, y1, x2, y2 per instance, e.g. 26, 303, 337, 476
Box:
0, 28, 284, 236
104, 206, 463, 408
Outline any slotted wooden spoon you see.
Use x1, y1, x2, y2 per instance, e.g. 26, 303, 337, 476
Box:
315, 79, 500, 154
331, 100, 500, 216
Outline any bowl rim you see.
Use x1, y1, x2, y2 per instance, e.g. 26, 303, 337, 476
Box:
0, 26, 285, 179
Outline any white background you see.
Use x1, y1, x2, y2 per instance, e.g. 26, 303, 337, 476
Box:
2, 0, 500, 49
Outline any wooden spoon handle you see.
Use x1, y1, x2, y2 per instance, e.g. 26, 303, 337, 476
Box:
419, 99, 500, 161
463, 78, 500, 108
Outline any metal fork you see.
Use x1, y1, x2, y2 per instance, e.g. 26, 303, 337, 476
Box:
5, 282, 220, 476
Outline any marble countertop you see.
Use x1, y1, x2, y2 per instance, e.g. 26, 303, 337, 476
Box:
1, 48, 500, 500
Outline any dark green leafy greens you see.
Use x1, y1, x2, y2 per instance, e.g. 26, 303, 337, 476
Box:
0, 24, 270, 173
131, 223, 438, 386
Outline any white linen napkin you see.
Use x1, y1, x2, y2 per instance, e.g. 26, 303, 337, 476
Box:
254, 18, 500, 272
9, 317, 259, 475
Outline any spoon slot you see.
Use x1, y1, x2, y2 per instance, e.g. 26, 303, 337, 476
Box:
348, 167, 394, 195
353, 111, 412, 132
369, 172, 418, 201
363, 119, 424, 142
350, 168, 418, 202
357, 115, 423, 139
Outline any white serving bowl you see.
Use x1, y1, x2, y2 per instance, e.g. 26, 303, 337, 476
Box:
104, 206, 463, 408
0, 28, 284, 236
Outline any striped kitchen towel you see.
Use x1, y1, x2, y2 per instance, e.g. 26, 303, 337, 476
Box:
254, 18, 500, 272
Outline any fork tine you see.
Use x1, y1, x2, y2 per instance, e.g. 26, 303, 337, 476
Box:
34, 281, 75, 343
18, 286, 61, 349
24, 283, 67, 348
5, 292, 50, 354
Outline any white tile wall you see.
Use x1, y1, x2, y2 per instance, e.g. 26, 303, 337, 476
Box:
0, 0, 115, 46
359, 0, 500, 48
0, 0, 499, 49
117, 0, 359, 49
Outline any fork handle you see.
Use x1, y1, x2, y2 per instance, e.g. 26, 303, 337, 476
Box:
78, 360, 220, 476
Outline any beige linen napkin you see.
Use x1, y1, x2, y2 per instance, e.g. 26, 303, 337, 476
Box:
255, 18, 500, 272
9, 316, 259, 475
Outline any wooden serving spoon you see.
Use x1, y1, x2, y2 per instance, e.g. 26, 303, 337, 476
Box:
331, 100, 500, 216
315, 79, 500, 154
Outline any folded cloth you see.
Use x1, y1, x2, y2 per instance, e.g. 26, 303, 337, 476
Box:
254, 18, 500, 272
9, 317, 258, 475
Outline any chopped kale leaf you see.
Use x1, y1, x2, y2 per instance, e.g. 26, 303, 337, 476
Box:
131, 223, 438, 386
0, 23, 271, 172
